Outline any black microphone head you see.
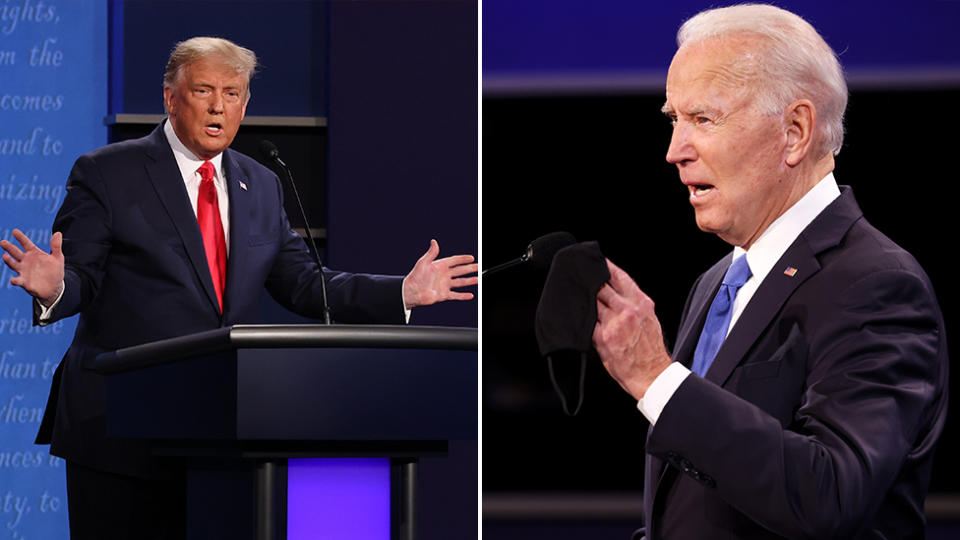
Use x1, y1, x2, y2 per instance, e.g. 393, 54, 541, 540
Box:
259, 139, 280, 160
525, 231, 577, 269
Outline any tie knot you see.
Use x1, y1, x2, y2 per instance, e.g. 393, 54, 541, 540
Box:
198, 161, 215, 183
723, 255, 752, 288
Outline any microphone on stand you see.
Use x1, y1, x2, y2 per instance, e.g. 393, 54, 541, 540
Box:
482, 231, 577, 276
258, 140, 331, 324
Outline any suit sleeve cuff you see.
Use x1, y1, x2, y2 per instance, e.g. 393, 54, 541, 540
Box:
637, 362, 690, 424
35, 280, 66, 325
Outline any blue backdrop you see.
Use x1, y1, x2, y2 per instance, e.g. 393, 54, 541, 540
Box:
484, 0, 960, 90
0, 1, 107, 538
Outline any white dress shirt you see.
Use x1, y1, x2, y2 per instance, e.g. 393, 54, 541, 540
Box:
163, 120, 231, 253
637, 173, 841, 424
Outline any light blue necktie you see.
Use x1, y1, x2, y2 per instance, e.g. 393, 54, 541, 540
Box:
690, 255, 752, 377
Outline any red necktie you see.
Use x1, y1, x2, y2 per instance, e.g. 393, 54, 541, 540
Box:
197, 161, 226, 312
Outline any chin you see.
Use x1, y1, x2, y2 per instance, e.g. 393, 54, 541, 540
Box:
693, 209, 733, 234
693, 215, 719, 235
200, 146, 226, 158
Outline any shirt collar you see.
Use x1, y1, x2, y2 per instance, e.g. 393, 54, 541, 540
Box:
163, 118, 225, 184
733, 172, 841, 284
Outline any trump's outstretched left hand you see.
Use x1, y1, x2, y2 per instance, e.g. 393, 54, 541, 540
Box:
403, 239, 478, 309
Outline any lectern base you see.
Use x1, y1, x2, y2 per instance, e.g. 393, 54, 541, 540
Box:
184, 457, 419, 540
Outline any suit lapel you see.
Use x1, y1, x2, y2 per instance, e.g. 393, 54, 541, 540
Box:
671, 257, 729, 369
143, 122, 221, 316
704, 187, 862, 386
222, 149, 250, 322
704, 242, 820, 386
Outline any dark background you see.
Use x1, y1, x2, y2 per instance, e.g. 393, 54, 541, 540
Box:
482, 1, 960, 537
483, 89, 959, 490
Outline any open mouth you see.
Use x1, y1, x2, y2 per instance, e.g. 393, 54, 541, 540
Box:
204, 123, 223, 136
688, 183, 714, 199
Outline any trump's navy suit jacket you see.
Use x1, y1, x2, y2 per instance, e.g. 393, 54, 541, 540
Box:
641, 188, 948, 539
36, 123, 404, 476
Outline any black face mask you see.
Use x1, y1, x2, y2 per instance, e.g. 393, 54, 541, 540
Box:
534, 241, 610, 415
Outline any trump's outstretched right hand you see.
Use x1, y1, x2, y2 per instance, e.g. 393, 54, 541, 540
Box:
1, 229, 65, 307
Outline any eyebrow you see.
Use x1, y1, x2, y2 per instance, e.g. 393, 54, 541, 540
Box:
662, 103, 721, 118
191, 82, 243, 96
192, 81, 241, 89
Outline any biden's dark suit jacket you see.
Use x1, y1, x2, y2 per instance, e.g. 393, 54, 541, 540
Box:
640, 187, 948, 539
36, 122, 404, 476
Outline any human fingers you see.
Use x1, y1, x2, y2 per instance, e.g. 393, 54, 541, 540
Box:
446, 263, 478, 278
412, 240, 440, 269
593, 301, 618, 355
9, 274, 26, 287
50, 232, 63, 258
436, 254, 476, 269
605, 258, 641, 295
592, 317, 604, 345
422, 239, 440, 261
0, 239, 24, 260
2, 252, 21, 272
596, 295, 614, 322
597, 283, 618, 308
608, 259, 654, 307
11, 229, 38, 252
450, 276, 478, 288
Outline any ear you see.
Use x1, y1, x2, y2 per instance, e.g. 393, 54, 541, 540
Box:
163, 85, 175, 116
784, 99, 816, 167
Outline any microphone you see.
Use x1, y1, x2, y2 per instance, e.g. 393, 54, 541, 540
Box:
482, 231, 577, 276
259, 139, 281, 161
259, 140, 331, 324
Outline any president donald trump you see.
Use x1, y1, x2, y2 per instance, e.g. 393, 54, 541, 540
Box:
592, 5, 948, 539
2, 36, 477, 540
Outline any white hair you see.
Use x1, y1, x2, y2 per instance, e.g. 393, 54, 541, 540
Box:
678, 4, 847, 156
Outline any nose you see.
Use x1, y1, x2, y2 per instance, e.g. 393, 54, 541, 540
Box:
665, 122, 696, 166
208, 92, 224, 114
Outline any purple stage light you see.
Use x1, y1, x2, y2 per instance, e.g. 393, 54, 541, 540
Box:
287, 458, 391, 540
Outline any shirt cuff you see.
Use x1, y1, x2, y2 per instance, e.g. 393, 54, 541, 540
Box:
636, 362, 690, 424
400, 279, 412, 324
36, 280, 66, 323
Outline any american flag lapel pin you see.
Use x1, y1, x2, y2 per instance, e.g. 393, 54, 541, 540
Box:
783, 266, 798, 277
239, 180, 248, 191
